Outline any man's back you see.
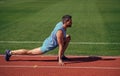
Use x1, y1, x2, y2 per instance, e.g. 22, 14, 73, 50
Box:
41, 22, 66, 51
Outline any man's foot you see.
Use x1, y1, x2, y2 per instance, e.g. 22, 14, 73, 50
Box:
57, 56, 70, 61
5, 50, 11, 61
61, 56, 70, 61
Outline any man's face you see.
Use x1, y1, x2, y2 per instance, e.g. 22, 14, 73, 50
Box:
66, 19, 72, 27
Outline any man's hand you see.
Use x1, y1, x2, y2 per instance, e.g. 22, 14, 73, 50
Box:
58, 58, 64, 66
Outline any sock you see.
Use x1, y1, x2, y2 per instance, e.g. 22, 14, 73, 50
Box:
9, 51, 12, 55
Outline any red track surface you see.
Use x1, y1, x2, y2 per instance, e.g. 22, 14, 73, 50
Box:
0, 55, 120, 76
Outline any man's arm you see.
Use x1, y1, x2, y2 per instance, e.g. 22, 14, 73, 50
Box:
56, 30, 64, 65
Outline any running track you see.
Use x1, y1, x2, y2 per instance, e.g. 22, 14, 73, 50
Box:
0, 55, 120, 76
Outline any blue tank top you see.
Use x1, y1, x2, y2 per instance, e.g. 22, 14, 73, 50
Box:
44, 22, 66, 48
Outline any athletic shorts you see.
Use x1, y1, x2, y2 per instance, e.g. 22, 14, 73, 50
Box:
40, 39, 57, 53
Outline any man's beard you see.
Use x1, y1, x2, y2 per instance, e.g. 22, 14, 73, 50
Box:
68, 24, 72, 27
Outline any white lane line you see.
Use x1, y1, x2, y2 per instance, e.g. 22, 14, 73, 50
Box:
0, 41, 43, 44
0, 65, 120, 70
0, 55, 120, 58
70, 42, 120, 45
0, 41, 120, 45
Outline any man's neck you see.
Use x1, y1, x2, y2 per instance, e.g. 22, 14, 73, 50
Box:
63, 24, 67, 31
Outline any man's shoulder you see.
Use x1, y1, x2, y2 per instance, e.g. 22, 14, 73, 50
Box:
56, 22, 63, 26
54, 22, 63, 29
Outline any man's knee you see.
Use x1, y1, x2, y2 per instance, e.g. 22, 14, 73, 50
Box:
66, 34, 71, 42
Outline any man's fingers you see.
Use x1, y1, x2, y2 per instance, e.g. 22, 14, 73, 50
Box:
58, 62, 65, 66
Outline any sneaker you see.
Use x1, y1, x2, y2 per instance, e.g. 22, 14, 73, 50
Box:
5, 50, 11, 61
57, 56, 70, 61
61, 56, 70, 61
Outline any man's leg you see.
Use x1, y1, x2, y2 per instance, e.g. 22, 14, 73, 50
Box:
62, 34, 71, 57
57, 34, 71, 61
5, 47, 43, 61
11, 48, 43, 55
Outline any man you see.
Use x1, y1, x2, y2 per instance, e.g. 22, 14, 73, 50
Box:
5, 15, 72, 65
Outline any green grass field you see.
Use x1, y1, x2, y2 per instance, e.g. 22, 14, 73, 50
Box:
0, 0, 120, 56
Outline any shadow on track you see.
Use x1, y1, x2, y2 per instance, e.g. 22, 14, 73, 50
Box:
10, 56, 116, 64
65, 56, 116, 64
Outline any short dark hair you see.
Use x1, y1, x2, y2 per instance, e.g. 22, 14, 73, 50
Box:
62, 15, 72, 23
